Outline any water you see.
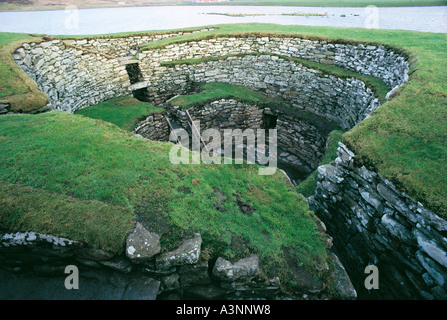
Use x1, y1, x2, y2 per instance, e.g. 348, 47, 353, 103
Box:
0, 5, 446, 35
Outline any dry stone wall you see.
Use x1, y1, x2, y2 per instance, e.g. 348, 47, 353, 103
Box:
170, 99, 331, 173
68, 28, 218, 57
13, 40, 130, 113
134, 111, 170, 141
142, 55, 380, 131
172, 99, 264, 134
0, 225, 355, 300
13, 34, 408, 116
138, 36, 409, 88
309, 143, 447, 299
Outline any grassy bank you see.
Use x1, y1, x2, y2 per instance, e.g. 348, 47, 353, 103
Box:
0, 111, 329, 286
0, 181, 135, 253
75, 96, 164, 132
0, 33, 47, 113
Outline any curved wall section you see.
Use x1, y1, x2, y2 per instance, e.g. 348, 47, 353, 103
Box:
13, 40, 130, 113
144, 54, 380, 131
13, 34, 409, 115
138, 36, 409, 88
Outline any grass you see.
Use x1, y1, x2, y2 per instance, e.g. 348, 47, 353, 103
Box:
168, 81, 284, 108
0, 181, 135, 253
0, 111, 330, 289
0, 33, 48, 113
296, 130, 344, 197
75, 96, 165, 132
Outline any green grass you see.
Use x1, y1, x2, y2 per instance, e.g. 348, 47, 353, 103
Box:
75, 96, 164, 132
0, 111, 329, 288
296, 130, 344, 197
0, 33, 48, 112
168, 81, 284, 109
0, 181, 135, 253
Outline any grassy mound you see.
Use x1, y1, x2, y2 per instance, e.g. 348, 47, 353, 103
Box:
0, 111, 329, 287
0, 33, 48, 113
75, 96, 164, 132
0, 181, 135, 253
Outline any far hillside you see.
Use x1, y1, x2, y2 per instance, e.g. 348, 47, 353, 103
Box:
1, 0, 446, 11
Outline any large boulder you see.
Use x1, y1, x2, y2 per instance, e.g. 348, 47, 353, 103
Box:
126, 223, 161, 262
156, 233, 202, 270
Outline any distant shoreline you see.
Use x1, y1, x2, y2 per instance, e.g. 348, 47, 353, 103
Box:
1, 1, 446, 12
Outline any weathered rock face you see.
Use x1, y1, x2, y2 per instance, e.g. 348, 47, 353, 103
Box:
309, 143, 447, 299
155, 233, 202, 270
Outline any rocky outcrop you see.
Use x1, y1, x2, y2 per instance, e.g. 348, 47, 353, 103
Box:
309, 143, 447, 299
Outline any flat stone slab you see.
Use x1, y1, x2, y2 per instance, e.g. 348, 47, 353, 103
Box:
155, 233, 202, 270
212, 254, 260, 282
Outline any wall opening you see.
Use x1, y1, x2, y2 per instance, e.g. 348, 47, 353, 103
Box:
263, 113, 278, 129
